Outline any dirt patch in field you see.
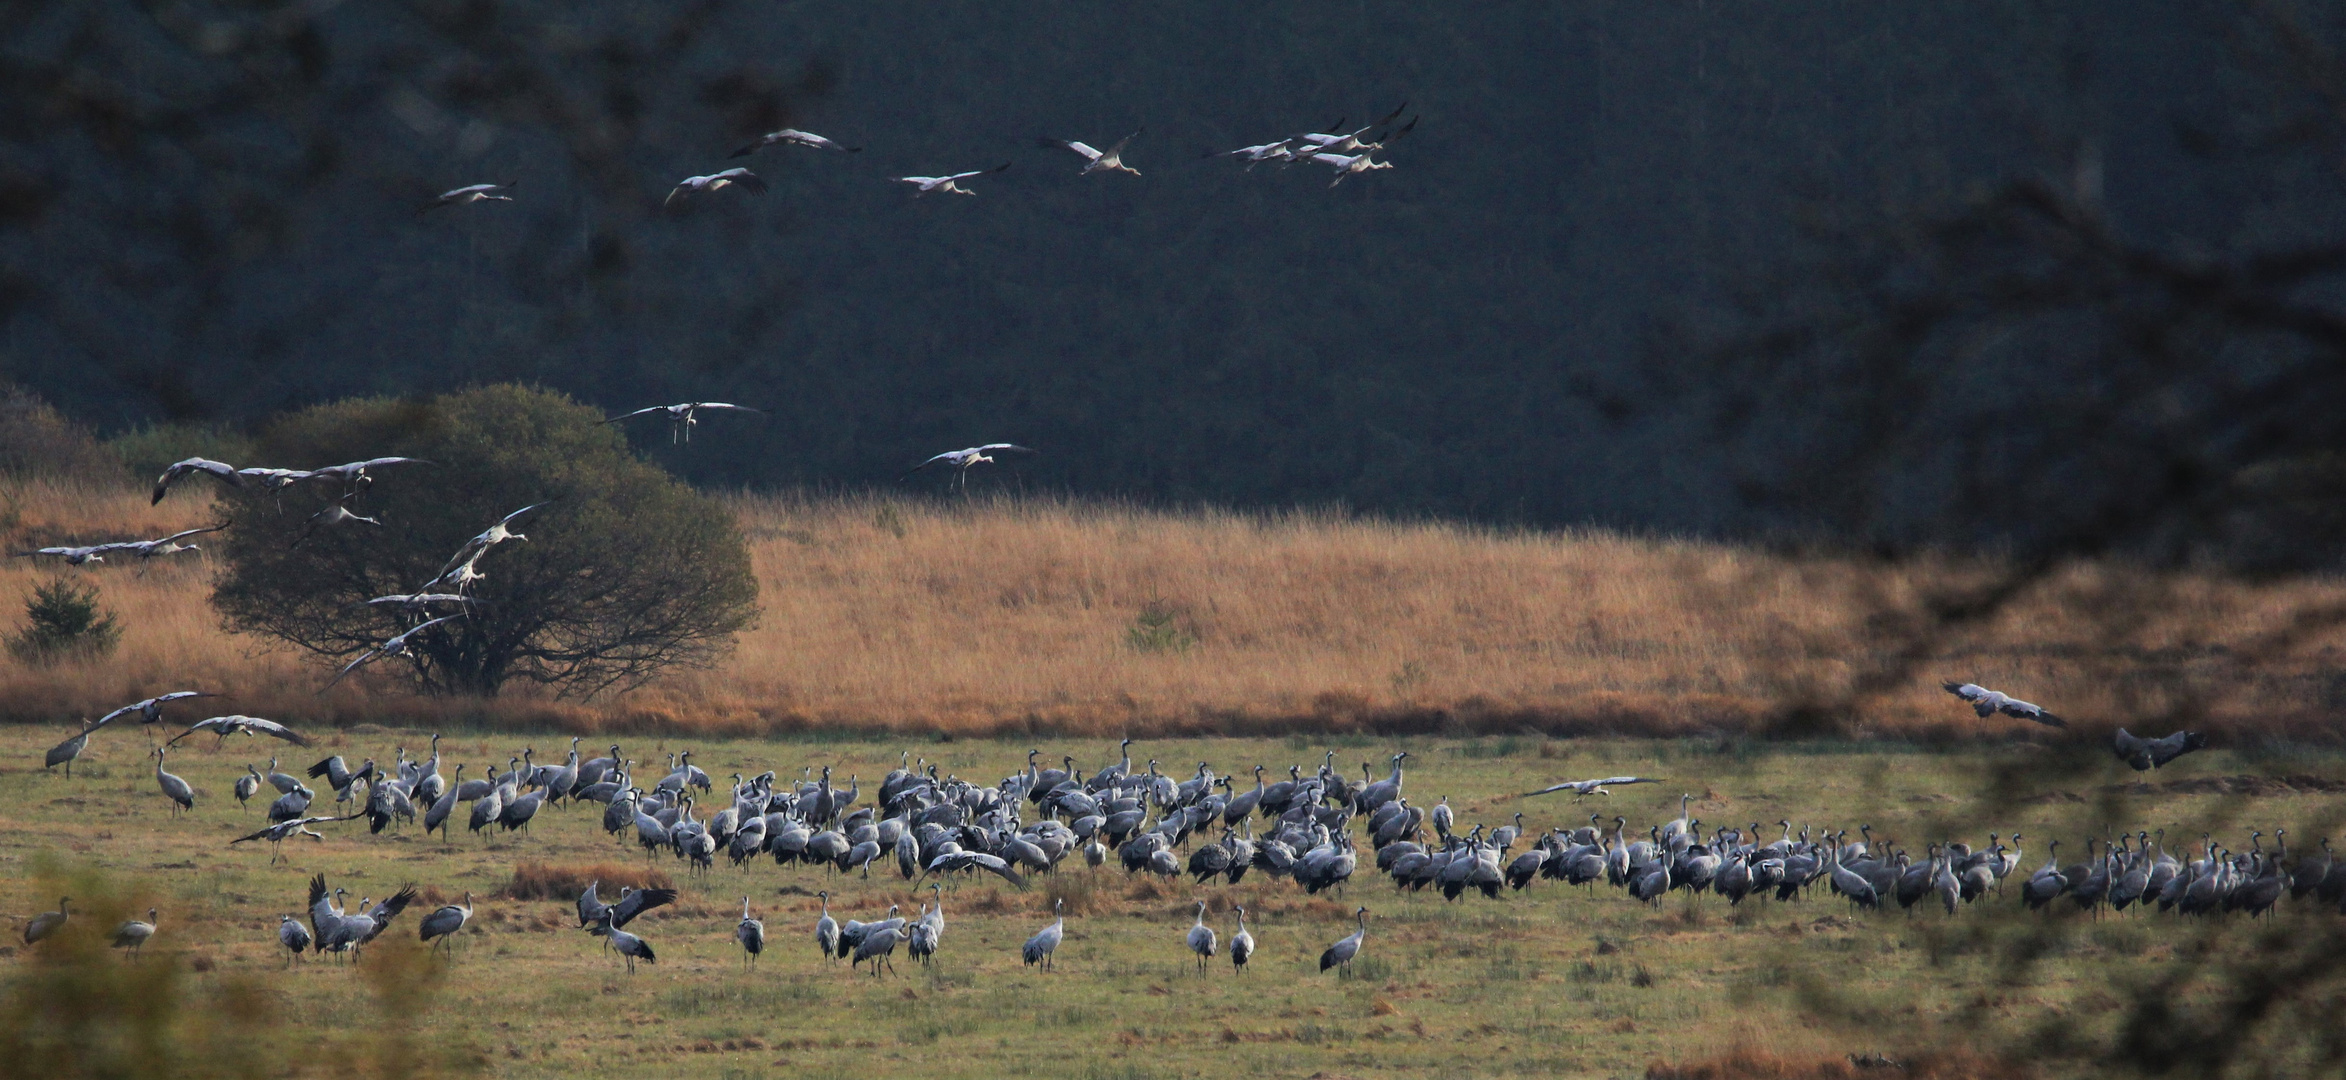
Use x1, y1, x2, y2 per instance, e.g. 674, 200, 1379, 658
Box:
1646, 1046, 2035, 1080
2100, 774, 2346, 797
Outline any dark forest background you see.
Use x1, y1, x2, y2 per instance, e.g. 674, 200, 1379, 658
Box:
3, 0, 2343, 546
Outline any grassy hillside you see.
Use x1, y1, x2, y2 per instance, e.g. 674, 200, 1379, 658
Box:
0, 727, 2339, 1080
3, 477, 2342, 743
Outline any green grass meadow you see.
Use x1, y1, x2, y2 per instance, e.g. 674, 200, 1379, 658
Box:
3, 726, 2342, 1079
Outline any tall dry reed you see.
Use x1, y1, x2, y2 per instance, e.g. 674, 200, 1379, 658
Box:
5, 479, 2342, 741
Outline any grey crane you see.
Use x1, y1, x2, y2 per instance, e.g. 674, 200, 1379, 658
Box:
919, 849, 1029, 888
1185, 900, 1217, 974
265, 757, 302, 794
14, 541, 131, 565
1022, 898, 1066, 972
903, 443, 1038, 492
892, 162, 1010, 196
45, 712, 123, 777
730, 128, 860, 156
1229, 904, 1254, 973
2113, 728, 2209, 771
815, 891, 840, 962
591, 911, 656, 972
605, 403, 766, 445
235, 765, 262, 811
424, 766, 463, 838
325, 616, 461, 689
110, 908, 158, 959
230, 811, 359, 863
277, 914, 311, 964
423, 181, 515, 210
664, 167, 766, 207
1516, 775, 1664, 799
1319, 907, 1369, 973
601, 885, 676, 931
151, 457, 245, 504
294, 493, 384, 543
430, 504, 543, 585
468, 783, 504, 841
24, 897, 68, 945
419, 893, 473, 954
735, 897, 765, 969
1041, 129, 1142, 176
167, 714, 310, 748
907, 908, 938, 967
107, 522, 230, 561
851, 921, 903, 977
302, 456, 431, 496
1942, 682, 2065, 727
836, 904, 904, 960
1307, 150, 1394, 187
152, 747, 197, 816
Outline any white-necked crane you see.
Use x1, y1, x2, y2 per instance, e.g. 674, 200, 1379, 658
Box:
324, 615, 461, 690
904, 443, 1037, 492
423, 181, 515, 210
1042, 129, 1142, 176
665, 168, 766, 207
730, 129, 860, 156
605, 403, 764, 444
893, 162, 1010, 196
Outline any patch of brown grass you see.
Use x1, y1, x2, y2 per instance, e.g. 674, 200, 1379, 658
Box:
496, 860, 672, 902
1646, 1047, 2033, 1080
7, 480, 2346, 742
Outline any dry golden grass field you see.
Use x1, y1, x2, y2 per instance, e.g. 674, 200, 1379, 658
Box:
0, 726, 2341, 1080
5, 475, 2345, 744
9, 476, 2346, 1078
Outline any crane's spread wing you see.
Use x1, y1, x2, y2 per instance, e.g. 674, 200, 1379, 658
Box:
691, 403, 765, 415
1515, 780, 1587, 798
1063, 141, 1103, 162
1997, 700, 2065, 727
388, 615, 462, 648
497, 503, 545, 526
603, 405, 672, 424
949, 163, 1013, 181
242, 717, 311, 745
1942, 681, 1989, 701
975, 443, 1036, 454
906, 452, 961, 473
1595, 776, 1660, 786
151, 523, 230, 546
152, 458, 243, 504
1105, 129, 1141, 155
714, 168, 766, 192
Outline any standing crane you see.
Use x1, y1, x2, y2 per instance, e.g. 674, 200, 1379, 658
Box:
1229, 904, 1255, 973
1185, 900, 1217, 974
1023, 898, 1065, 972
735, 897, 765, 970
153, 747, 197, 816
1319, 907, 1369, 973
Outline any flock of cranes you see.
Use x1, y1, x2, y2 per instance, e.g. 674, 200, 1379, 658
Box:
550, 101, 1421, 209
18, 691, 2323, 985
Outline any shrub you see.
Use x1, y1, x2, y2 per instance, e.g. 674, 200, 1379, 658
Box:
8, 579, 121, 662
105, 423, 258, 488
0, 384, 119, 483
210, 385, 759, 697
1125, 599, 1195, 654
499, 860, 673, 902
